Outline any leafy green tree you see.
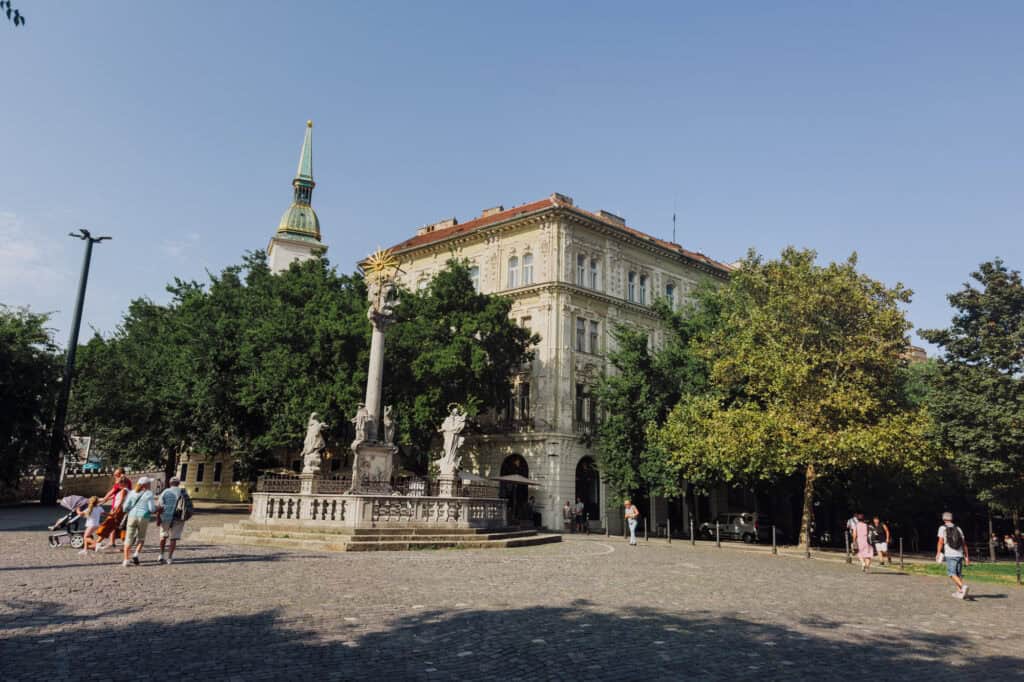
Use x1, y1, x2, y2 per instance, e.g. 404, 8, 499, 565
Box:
654, 248, 940, 548
0, 306, 59, 486
592, 288, 721, 505
919, 259, 1024, 532
384, 259, 538, 469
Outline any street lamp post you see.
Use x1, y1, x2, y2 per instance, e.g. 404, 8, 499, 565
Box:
40, 229, 110, 505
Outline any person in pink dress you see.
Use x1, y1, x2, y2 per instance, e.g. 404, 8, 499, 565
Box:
855, 514, 873, 572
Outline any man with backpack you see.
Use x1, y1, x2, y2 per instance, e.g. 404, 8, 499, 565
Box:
156, 477, 193, 565
936, 511, 970, 599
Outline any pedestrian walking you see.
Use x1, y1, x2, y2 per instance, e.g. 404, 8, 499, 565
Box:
624, 499, 640, 546
121, 477, 156, 567
847, 511, 860, 553
94, 468, 132, 550
562, 500, 573, 533
574, 497, 585, 533
76, 496, 104, 554
936, 511, 970, 599
156, 477, 191, 565
855, 515, 873, 572
869, 516, 891, 566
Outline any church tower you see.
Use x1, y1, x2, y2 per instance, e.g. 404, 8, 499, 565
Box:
268, 120, 326, 273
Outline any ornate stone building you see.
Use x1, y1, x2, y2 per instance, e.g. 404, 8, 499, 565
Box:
386, 193, 731, 530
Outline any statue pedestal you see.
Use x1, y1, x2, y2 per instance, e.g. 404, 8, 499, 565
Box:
437, 475, 457, 498
299, 472, 316, 495
348, 441, 399, 493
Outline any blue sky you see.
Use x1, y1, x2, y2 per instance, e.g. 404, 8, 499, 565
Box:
2, 1, 1021, 350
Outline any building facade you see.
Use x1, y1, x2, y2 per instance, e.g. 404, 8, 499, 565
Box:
387, 193, 731, 530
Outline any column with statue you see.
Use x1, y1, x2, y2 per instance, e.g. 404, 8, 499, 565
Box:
348, 249, 402, 493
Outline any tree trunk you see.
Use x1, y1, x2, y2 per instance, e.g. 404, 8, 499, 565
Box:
799, 463, 817, 550
1014, 508, 1021, 542
164, 449, 177, 488
988, 508, 996, 562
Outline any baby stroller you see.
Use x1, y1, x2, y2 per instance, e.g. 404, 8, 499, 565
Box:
47, 495, 88, 549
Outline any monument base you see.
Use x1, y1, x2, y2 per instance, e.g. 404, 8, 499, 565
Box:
349, 441, 398, 493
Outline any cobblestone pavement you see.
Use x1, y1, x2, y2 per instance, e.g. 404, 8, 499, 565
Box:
1, 505, 1022, 681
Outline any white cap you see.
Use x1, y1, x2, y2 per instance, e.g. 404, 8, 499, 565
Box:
137, 476, 152, 486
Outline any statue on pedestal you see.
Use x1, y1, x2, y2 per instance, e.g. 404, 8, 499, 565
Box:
351, 403, 371, 446
383, 405, 396, 446
436, 404, 467, 478
301, 412, 328, 475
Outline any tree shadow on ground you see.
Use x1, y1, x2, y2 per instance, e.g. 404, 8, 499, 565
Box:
0, 598, 1019, 680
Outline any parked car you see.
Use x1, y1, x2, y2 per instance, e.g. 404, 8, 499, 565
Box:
81, 461, 103, 473
699, 512, 781, 544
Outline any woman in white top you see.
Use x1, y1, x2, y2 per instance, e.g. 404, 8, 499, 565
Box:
76, 496, 104, 554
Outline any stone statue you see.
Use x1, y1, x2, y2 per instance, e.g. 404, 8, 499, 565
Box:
351, 403, 371, 445
383, 405, 396, 446
301, 412, 328, 475
436, 404, 467, 478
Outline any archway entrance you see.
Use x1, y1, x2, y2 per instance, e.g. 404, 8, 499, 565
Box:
575, 456, 600, 524
500, 454, 530, 522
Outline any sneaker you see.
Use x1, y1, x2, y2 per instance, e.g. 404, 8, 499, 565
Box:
122, 559, 131, 567
165, 557, 173, 565
952, 591, 961, 599
78, 549, 88, 556
131, 555, 140, 565
961, 584, 970, 599
157, 555, 165, 564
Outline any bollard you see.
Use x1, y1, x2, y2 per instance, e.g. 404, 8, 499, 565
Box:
716, 521, 721, 548
667, 517, 672, 544
845, 530, 852, 564
772, 525, 777, 555
690, 519, 695, 546
645, 517, 649, 541
899, 537, 904, 570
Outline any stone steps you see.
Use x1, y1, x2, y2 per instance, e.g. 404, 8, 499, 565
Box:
198, 526, 540, 544
197, 526, 561, 552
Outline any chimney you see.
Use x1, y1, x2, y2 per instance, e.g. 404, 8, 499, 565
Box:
481, 205, 505, 217
597, 210, 626, 226
550, 192, 574, 206
416, 217, 458, 236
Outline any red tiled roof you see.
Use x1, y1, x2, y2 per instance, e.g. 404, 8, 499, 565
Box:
388, 194, 732, 274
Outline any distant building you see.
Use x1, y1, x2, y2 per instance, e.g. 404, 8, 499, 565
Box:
267, 121, 326, 273
386, 192, 732, 530
903, 345, 928, 364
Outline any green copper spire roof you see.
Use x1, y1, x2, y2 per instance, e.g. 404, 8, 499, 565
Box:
296, 119, 313, 182
276, 120, 321, 243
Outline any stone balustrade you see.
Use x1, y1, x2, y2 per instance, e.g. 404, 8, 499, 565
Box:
251, 491, 507, 530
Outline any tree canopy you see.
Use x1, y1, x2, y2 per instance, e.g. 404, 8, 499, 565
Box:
0, 306, 59, 486
919, 259, 1024, 524
653, 248, 941, 547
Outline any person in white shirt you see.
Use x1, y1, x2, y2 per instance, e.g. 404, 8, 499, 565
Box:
623, 500, 640, 546
76, 496, 104, 554
936, 511, 971, 599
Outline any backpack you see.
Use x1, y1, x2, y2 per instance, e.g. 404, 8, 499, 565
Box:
945, 525, 964, 550
173, 490, 194, 522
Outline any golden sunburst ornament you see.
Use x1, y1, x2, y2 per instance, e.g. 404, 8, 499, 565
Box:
363, 247, 402, 283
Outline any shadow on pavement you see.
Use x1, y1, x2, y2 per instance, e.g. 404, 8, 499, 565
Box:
0, 598, 1018, 680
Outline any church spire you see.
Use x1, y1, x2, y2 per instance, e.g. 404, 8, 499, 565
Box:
274, 120, 321, 244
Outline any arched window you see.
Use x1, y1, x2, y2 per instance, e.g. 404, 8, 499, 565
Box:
507, 256, 519, 288
469, 265, 480, 292
576, 254, 586, 285
665, 283, 675, 309
522, 253, 533, 285
639, 275, 648, 304
627, 271, 637, 302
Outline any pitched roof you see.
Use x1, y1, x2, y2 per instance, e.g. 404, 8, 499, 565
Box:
387, 194, 732, 274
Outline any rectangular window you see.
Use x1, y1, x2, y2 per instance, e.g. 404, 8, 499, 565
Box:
666, 283, 675, 309
520, 316, 532, 332
507, 256, 519, 288
576, 317, 586, 352
628, 271, 636, 302
588, 392, 598, 426
179, 463, 188, 482
576, 254, 586, 285
522, 254, 533, 285
589, 320, 599, 354
196, 463, 205, 483
518, 382, 530, 420
639, 275, 648, 305
470, 266, 480, 292
213, 462, 223, 482
590, 258, 599, 289
575, 383, 586, 423
231, 463, 240, 483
